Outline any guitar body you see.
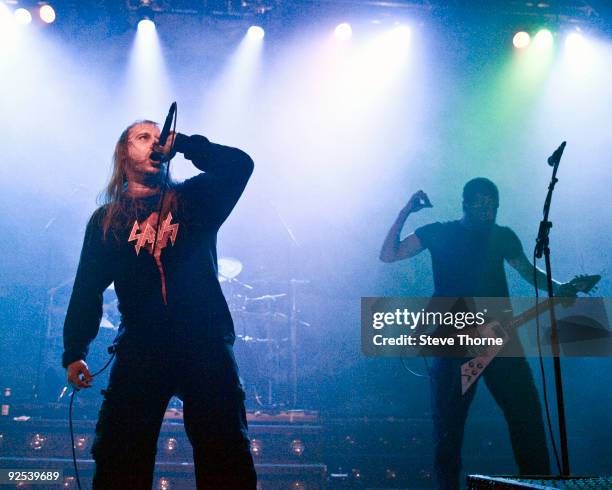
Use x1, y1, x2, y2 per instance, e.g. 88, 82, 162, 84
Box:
458, 274, 600, 395
460, 321, 508, 394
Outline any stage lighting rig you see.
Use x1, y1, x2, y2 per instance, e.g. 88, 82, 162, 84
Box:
1, 1, 58, 25
135, 0, 155, 22
125, 0, 165, 30
125, 0, 276, 18
203, 0, 275, 18
125, 0, 274, 36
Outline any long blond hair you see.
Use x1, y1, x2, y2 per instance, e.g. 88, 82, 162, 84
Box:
100, 120, 177, 240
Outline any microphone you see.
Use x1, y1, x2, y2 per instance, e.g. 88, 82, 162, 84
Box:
547, 141, 566, 167
151, 102, 177, 162
158, 102, 177, 147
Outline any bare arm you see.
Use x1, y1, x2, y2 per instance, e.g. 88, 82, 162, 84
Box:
507, 251, 563, 294
379, 190, 432, 263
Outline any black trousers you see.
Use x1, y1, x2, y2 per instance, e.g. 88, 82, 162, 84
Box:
430, 356, 550, 490
90, 340, 257, 490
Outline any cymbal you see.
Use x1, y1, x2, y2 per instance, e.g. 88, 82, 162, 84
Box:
100, 316, 118, 330
218, 257, 243, 282
232, 310, 288, 322
245, 293, 287, 303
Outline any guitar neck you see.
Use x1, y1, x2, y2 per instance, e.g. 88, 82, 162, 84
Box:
506, 298, 554, 331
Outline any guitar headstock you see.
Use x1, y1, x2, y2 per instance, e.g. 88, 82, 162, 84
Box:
564, 274, 601, 296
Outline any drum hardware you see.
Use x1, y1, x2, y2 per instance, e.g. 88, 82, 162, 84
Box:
218, 257, 243, 281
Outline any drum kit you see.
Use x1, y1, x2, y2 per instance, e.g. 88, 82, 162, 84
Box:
41, 257, 310, 410
219, 257, 310, 410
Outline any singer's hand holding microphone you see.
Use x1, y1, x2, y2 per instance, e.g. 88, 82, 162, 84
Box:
151, 131, 177, 163
151, 101, 178, 163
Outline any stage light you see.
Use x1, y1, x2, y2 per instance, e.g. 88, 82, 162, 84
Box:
29, 433, 47, 450
290, 438, 305, 456
563, 31, 596, 74
534, 29, 553, 49
0, 2, 11, 22
250, 438, 262, 456
157, 477, 171, 490
247, 25, 264, 40
512, 31, 530, 49
63, 476, 76, 489
164, 437, 178, 452
565, 32, 586, 51
137, 18, 155, 33
385, 468, 397, 479
334, 23, 352, 41
75, 436, 88, 451
39, 4, 56, 24
393, 25, 411, 37
390, 24, 411, 43
136, 0, 155, 32
128, 7, 170, 116
14, 7, 32, 25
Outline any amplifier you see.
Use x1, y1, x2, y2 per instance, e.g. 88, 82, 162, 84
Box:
467, 474, 612, 489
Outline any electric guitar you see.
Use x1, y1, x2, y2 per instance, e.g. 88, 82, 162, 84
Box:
460, 274, 601, 395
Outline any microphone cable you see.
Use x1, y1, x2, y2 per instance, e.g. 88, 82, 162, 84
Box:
153, 105, 178, 255
68, 348, 116, 490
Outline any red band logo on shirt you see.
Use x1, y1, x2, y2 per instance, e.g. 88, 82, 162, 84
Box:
128, 212, 179, 256
127, 212, 179, 305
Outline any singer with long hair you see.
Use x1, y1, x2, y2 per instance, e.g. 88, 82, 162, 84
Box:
62, 119, 257, 489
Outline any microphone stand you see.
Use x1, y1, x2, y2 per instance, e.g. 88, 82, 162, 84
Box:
270, 201, 302, 408
535, 141, 570, 476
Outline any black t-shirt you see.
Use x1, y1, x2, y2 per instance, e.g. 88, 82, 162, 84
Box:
414, 220, 523, 297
